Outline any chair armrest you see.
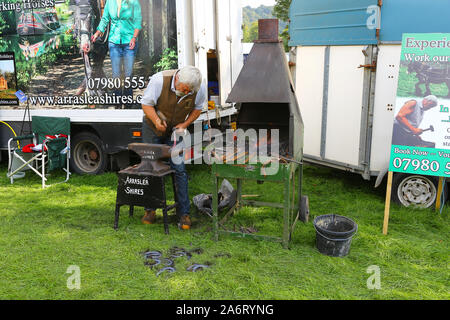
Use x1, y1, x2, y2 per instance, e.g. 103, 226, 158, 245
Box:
44, 137, 68, 145
12, 134, 34, 141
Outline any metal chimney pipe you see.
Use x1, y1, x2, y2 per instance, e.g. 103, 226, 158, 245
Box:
256, 19, 279, 43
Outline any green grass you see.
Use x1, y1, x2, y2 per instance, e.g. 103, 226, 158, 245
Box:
397, 66, 450, 98
0, 163, 448, 300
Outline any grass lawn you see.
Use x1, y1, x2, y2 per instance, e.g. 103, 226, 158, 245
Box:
397, 65, 450, 98
0, 163, 448, 300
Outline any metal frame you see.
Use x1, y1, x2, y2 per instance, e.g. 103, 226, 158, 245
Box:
358, 45, 378, 180
320, 46, 330, 159
211, 162, 303, 249
7, 134, 71, 188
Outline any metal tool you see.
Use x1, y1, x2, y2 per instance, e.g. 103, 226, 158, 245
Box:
187, 264, 210, 272
422, 125, 435, 133
122, 143, 174, 177
144, 258, 161, 269
161, 258, 175, 267
142, 250, 162, 259
156, 267, 176, 276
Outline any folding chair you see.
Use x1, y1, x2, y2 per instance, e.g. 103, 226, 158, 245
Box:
7, 116, 71, 188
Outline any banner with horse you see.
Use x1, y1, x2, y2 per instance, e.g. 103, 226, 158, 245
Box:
390, 33, 450, 177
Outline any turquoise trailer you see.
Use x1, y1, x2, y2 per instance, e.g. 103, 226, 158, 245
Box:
289, 0, 450, 207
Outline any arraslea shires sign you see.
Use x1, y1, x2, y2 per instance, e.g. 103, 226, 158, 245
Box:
390, 33, 450, 177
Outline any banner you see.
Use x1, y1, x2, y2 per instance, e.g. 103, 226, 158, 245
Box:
0, 0, 178, 110
390, 33, 450, 177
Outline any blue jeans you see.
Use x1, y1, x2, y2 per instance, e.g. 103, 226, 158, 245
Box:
109, 41, 137, 99
142, 118, 190, 217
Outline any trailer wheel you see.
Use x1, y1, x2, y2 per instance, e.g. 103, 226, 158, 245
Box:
70, 132, 107, 175
392, 174, 446, 208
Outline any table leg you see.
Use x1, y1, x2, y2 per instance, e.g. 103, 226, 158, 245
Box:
163, 207, 169, 235
162, 176, 169, 235
129, 206, 134, 217
298, 164, 303, 220
212, 175, 219, 241
236, 178, 242, 213
283, 176, 290, 249
171, 173, 179, 216
114, 203, 121, 230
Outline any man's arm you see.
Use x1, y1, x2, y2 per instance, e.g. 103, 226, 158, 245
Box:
396, 100, 423, 135
141, 73, 165, 133
143, 105, 167, 133
175, 109, 202, 131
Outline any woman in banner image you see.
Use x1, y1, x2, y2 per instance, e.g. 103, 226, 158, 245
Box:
92, 0, 142, 108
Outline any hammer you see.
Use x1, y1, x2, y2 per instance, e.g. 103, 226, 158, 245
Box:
422, 125, 435, 133
413, 125, 434, 137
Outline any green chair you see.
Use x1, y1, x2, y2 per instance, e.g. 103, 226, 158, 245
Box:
7, 116, 71, 188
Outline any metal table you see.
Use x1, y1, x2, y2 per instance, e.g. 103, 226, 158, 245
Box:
211, 162, 304, 249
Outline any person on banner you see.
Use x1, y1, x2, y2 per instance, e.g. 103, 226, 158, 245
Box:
392, 95, 438, 148
92, 0, 142, 108
140, 66, 207, 230
70, 0, 109, 97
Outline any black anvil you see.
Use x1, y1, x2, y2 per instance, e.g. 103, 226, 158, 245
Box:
122, 143, 174, 176
114, 143, 179, 234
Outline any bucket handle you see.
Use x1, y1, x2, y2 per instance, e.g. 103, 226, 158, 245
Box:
314, 225, 358, 242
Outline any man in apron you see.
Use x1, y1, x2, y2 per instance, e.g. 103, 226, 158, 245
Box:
393, 95, 438, 147
141, 66, 207, 230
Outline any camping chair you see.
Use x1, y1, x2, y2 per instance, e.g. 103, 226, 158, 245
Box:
7, 116, 71, 188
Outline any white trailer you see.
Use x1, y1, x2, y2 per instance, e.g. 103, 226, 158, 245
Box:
289, 0, 450, 207
0, 0, 243, 174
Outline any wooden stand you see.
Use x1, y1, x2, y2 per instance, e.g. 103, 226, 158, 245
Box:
383, 171, 394, 235
436, 177, 446, 214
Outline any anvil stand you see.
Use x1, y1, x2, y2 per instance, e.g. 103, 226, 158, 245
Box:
114, 144, 179, 235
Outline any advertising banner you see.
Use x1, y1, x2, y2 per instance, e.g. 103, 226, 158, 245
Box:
390, 33, 450, 178
0, 0, 178, 110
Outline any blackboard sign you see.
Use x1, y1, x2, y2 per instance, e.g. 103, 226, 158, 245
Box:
116, 172, 166, 209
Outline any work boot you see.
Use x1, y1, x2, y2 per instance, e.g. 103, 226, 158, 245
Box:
179, 215, 191, 230
142, 210, 156, 225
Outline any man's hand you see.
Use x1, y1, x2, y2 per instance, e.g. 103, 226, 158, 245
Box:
412, 128, 424, 136
175, 123, 187, 130
155, 118, 168, 134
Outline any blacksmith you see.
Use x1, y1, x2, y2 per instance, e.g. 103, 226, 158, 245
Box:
392, 95, 438, 147
141, 66, 207, 230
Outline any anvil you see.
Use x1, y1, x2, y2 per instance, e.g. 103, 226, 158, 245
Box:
122, 143, 174, 176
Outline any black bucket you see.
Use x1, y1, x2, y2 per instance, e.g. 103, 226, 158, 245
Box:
313, 214, 358, 257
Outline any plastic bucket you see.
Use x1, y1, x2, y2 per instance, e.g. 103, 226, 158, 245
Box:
313, 214, 358, 257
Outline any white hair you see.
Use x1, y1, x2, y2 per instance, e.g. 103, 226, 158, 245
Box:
424, 95, 438, 106
178, 66, 203, 93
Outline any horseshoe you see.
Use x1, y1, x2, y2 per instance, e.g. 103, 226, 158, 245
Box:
187, 264, 210, 272
161, 258, 174, 267
156, 267, 176, 277
144, 258, 161, 269
143, 251, 162, 259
